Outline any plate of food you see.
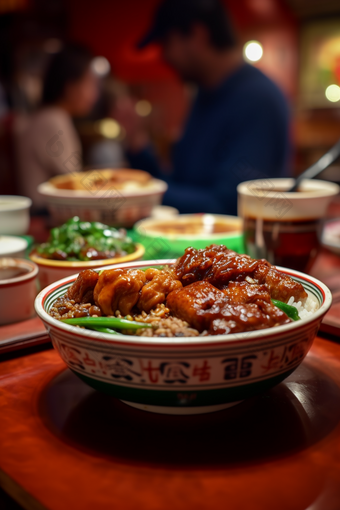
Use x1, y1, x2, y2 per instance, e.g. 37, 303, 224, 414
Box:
322, 219, 340, 255
30, 216, 144, 288
38, 169, 167, 228
35, 244, 331, 415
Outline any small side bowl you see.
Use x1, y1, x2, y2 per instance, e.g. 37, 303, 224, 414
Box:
29, 243, 145, 289
0, 196, 32, 235
134, 214, 244, 257
0, 236, 28, 258
35, 260, 332, 414
0, 258, 38, 325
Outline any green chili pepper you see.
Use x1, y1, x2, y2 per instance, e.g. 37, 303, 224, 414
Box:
272, 300, 300, 321
84, 325, 121, 335
60, 316, 152, 330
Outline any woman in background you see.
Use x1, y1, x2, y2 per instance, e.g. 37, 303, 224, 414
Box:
16, 44, 99, 212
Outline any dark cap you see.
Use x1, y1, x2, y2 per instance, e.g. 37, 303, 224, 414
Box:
137, 0, 236, 50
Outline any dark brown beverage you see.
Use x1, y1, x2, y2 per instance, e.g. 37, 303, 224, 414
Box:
243, 217, 322, 272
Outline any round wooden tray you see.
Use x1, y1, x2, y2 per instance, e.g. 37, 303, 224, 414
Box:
1, 337, 340, 510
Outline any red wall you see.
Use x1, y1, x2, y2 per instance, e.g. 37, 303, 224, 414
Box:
68, 0, 297, 84
68, 0, 174, 82
67, 0, 298, 138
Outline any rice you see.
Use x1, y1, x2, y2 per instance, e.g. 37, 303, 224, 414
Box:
49, 289, 319, 337
119, 304, 200, 337
50, 298, 200, 337
136, 317, 199, 337
287, 293, 319, 319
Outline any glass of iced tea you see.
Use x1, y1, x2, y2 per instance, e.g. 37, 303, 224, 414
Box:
237, 178, 339, 272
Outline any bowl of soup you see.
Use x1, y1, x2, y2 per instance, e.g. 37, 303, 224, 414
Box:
134, 214, 243, 258
0, 258, 38, 325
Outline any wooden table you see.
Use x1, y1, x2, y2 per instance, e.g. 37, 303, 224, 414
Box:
1, 214, 340, 509
1, 336, 340, 510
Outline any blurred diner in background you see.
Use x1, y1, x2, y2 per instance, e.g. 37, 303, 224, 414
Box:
16, 43, 99, 212
1, 0, 340, 214
123, 0, 291, 215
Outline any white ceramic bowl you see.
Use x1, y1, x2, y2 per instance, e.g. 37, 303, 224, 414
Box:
238, 178, 339, 221
35, 260, 332, 415
0, 258, 39, 325
38, 177, 168, 228
29, 243, 145, 289
0, 196, 31, 235
238, 178, 340, 272
0, 236, 28, 258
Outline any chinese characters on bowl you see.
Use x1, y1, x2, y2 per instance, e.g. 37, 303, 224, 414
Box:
35, 260, 331, 414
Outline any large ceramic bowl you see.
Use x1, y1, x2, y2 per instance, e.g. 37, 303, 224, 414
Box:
35, 260, 332, 415
134, 214, 244, 258
38, 172, 168, 228
30, 243, 145, 289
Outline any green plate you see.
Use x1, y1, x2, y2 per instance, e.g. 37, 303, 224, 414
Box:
130, 229, 245, 260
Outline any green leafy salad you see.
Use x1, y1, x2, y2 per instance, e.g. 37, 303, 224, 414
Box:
36, 217, 136, 261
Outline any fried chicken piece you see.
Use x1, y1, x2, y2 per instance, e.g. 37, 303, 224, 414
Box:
93, 268, 146, 316
167, 280, 290, 335
223, 281, 271, 304
175, 245, 307, 303
207, 300, 291, 335
167, 281, 226, 331
66, 269, 99, 304
253, 264, 307, 303
174, 245, 258, 286
137, 268, 182, 313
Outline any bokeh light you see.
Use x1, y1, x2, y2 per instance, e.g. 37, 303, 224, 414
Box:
95, 118, 120, 139
244, 41, 263, 62
325, 84, 340, 103
135, 100, 152, 117
91, 57, 111, 77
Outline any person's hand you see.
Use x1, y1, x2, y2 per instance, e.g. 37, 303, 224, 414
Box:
112, 95, 149, 153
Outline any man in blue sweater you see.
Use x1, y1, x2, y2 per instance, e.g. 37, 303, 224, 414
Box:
126, 0, 290, 215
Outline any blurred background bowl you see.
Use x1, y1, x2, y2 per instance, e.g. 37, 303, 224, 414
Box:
38, 171, 168, 228
0, 196, 31, 235
0, 236, 28, 258
238, 178, 340, 272
134, 214, 243, 258
29, 243, 145, 288
0, 258, 38, 325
